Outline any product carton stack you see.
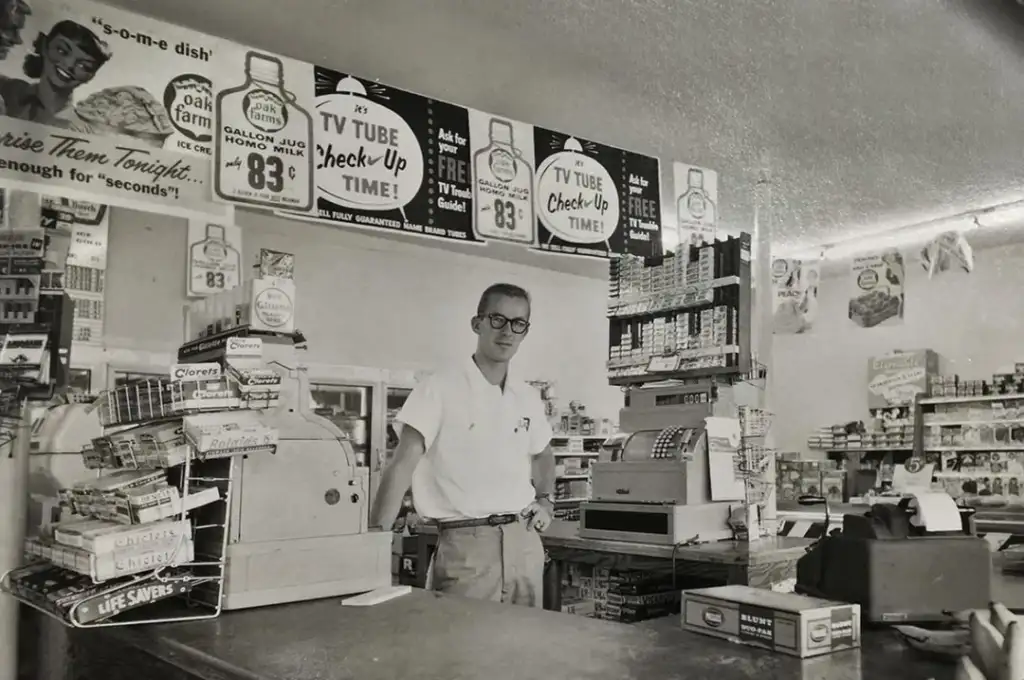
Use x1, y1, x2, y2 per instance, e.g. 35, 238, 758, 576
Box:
560, 564, 682, 623
776, 455, 844, 504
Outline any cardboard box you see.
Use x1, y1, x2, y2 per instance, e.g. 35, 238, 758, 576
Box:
867, 350, 940, 410
682, 586, 860, 659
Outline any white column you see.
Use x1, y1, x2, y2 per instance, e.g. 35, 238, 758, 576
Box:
753, 167, 777, 535
0, 405, 31, 680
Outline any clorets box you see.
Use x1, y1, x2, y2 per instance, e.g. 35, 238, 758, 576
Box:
867, 349, 940, 410
682, 586, 860, 658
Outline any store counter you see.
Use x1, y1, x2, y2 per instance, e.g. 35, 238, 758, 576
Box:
411, 521, 812, 608
39, 590, 953, 680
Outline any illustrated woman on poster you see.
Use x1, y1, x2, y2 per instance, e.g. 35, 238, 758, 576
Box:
0, 19, 110, 125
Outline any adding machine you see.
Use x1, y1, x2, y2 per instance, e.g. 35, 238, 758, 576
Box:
795, 492, 990, 623
579, 380, 740, 545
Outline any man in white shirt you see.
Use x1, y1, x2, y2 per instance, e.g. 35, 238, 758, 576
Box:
369, 283, 555, 606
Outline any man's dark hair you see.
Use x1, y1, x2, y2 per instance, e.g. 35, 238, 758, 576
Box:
477, 283, 531, 318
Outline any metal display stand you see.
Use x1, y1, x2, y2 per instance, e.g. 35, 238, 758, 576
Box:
0, 377, 241, 628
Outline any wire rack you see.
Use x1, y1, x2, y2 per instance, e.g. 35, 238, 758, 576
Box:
1, 434, 235, 628
97, 377, 246, 427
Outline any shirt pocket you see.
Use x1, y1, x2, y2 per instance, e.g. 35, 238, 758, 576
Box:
503, 410, 532, 455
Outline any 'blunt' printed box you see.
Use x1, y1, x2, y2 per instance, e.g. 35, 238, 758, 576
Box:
682, 586, 861, 659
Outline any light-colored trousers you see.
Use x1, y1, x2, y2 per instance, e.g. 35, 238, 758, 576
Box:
426, 519, 544, 607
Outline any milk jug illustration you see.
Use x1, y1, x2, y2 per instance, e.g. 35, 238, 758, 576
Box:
191, 224, 240, 293
472, 118, 535, 244
677, 168, 717, 245
215, 51, 314, 212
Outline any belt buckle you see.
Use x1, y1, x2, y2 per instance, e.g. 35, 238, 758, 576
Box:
487, 514, 505, 526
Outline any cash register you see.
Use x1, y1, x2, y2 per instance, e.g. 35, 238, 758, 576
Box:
796, 492, 990, 623
578, 380, 736, 545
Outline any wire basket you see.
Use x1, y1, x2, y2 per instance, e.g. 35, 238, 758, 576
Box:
98, 378, 242, 427
737, 445, 776, 505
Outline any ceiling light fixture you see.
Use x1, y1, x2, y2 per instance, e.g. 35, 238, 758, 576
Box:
775, 198, 1024, 262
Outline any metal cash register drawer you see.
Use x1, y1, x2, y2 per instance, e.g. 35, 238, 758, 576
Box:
579, 501, 733, 545
590, 461, 690, 504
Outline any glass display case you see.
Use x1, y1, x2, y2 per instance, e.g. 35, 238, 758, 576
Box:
309, 383, 373, 467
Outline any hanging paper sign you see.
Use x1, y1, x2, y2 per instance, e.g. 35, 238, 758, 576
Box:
469, 113, 536, 245
848, 249, 905, 328
0, 0, 229, 219
771, 258, 820, 335
214, 47, 315, 212
920, 230, 973, 279
308, 67, 479, 243
533, 129, 661, 258
187, 219, 242, 297
674, 163, 719, 248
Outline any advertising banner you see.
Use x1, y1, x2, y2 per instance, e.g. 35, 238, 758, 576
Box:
0, 0, 229, 218
256, 59, 665, 257
186, 218, 241, 297
674, 162, 718, 248
308, 66, 479, 243
848, 249, 905, 328
213, 45, 314, 212
532, 129, 661, 258
771, 258, 820, 335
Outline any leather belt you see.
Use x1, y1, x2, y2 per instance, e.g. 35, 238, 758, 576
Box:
435, 513, 519, 531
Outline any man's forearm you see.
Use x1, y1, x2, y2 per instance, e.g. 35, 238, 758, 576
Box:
531, 446, 555, 499
369, 457, 418, 530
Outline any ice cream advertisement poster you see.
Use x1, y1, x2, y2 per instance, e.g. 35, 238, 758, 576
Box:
771, 258, 820, 335
0, 0, 229, 218
305, 66, 480, 244
532, 128, 662, 259
848, 249, 905, 328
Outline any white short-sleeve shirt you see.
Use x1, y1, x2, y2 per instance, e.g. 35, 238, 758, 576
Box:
395, 356, 553, 520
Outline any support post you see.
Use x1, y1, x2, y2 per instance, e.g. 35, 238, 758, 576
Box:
753, 166, 777, 536
0, 404, 31, 680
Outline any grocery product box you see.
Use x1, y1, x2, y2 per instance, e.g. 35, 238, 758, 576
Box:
867, 350, 940, 410
682, 586, 860, 658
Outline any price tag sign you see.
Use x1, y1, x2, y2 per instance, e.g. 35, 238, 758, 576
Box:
214, 49, 315, 212
187, 220, 242, 297
646, 355, 681, 373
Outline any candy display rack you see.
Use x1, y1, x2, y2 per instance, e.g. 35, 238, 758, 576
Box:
0, 332, 282, 627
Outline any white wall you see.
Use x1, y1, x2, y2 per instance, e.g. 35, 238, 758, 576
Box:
102, 207, 622, 421
771, 242, 1023, 456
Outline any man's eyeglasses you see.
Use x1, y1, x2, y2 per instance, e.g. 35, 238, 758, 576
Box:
482, 313, 530, 335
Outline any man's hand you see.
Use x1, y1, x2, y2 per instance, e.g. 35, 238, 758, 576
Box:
957, 602, 1024, 680
522, 498, 553, 533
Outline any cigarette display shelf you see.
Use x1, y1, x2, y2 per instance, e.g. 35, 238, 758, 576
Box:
606, 235, 752, 388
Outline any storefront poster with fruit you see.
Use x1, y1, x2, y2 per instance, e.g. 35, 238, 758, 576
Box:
533, 127, 662, 258
0, 0, 228, 217
306, 65, 481, 244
